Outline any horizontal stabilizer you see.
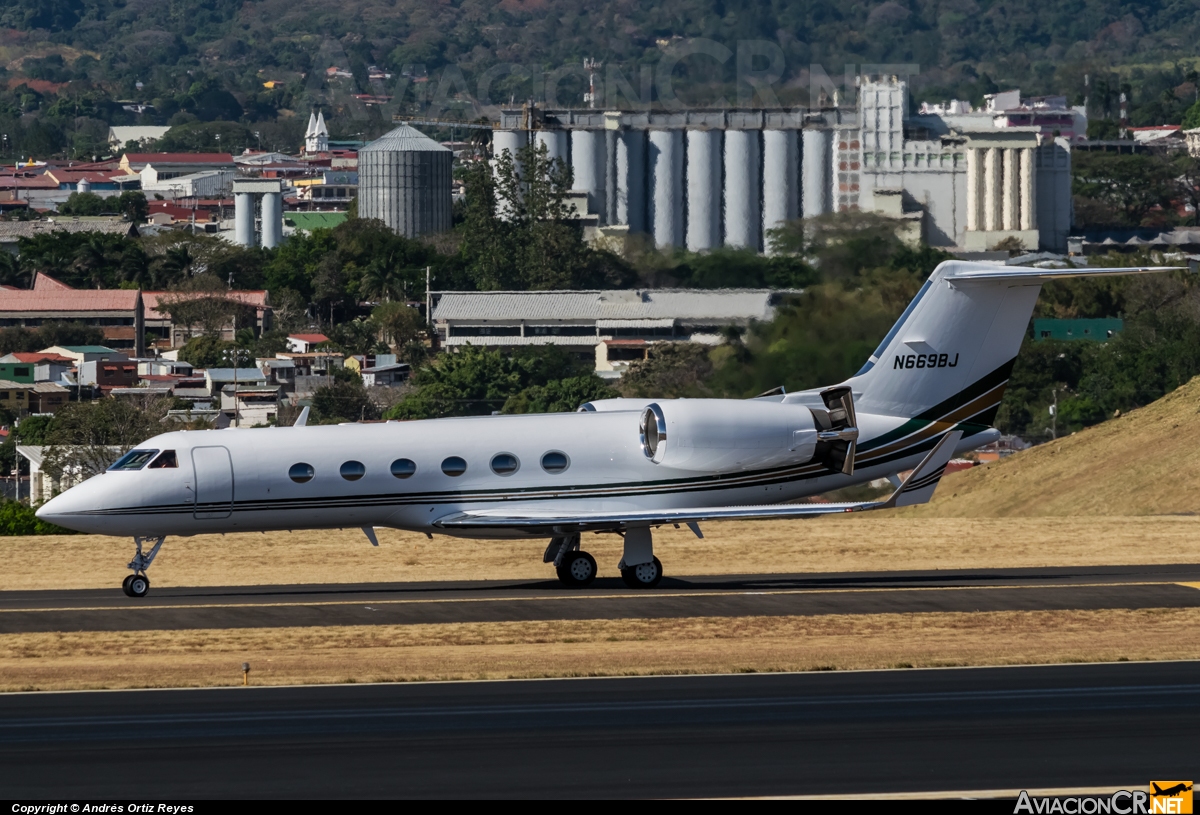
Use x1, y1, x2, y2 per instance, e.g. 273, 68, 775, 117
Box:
433, 431, 963, 534
944, 266, 1181, 283
880, 430, 961, 509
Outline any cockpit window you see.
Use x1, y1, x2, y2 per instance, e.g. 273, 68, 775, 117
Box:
148, 450, 178, 469
108, 449, 159, 471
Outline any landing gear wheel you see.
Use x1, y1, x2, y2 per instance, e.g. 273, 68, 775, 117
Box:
621, 557, 663, 589
127, 574, 150, 598
121, 574, 135, 597
556, 550, 597, 588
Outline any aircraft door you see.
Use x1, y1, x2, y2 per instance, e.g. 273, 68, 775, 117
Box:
192, 446, 233, 519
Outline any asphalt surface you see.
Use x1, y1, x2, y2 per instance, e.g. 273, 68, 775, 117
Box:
2, 564, 1199, 633
0, 661, 1195, 797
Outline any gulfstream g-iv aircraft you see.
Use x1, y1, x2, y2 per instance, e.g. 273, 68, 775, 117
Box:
37, 261, 1171, 597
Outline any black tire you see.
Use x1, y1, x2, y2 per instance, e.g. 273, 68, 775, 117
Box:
556, 550, 597, 588
121, 574, 135, 597
128, 574, 150, 598
620, 557, 663, 589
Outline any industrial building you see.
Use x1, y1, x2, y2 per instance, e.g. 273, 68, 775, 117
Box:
432, 288, 782, 349
493, 76, 1073, 253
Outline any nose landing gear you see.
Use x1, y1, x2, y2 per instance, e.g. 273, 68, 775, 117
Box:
123, 536, 165, 598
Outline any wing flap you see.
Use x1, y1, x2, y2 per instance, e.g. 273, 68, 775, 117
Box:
434, 432, 962, 533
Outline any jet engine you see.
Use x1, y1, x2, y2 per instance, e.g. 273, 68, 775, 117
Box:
635, 399, 822, 472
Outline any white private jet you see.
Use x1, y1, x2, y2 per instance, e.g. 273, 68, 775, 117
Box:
37, 261, 1171, 597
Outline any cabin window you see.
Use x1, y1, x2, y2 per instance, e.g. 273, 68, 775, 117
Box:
490, 453, 520, 476
390, 459, 416, 479
541, 451, 570, 474
289, 462, 315, 483
340, 461, 366, 481
441, 456, 467, 477
109, 449, 159, 471
148, 450, 178, 469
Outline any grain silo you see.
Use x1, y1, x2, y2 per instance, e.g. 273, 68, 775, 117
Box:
358, 124, 453, 238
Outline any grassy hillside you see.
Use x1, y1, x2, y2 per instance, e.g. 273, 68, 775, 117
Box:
910, 375, 1200, 518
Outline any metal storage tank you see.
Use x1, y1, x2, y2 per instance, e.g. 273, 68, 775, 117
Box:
762, 129, 799, 252
359, 124, 453, 238
686, 129, 722, 252
802, 128, 832, 218
615, 130, 646, 233
571, 130, 606, 225
724, 129, 761, 251
648, 129, 684, 249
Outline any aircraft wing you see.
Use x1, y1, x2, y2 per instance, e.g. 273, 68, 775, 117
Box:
433, 432, 962, 533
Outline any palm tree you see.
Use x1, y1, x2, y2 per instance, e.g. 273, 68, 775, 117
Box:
359, 253, 406, 302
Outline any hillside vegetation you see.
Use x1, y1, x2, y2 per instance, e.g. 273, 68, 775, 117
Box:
911, 375, 1200, 518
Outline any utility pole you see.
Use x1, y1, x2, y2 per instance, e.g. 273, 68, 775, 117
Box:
425, 265, 432, 328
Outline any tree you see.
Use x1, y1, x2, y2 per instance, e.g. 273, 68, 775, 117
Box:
372, 301, 427, 349
458, 141, 634, 290
177, 334, 234, 367
58, 192, 108, 216
311, 374, 379, 423
42, 398, 170, 482
618, 343, 715, 399
37, 321, 104, 348
115, 191, 149, 222
386, 345, 592, 419
1072, 152, 1177, 227
501, 376, 617, 414
767, 211, 906, 280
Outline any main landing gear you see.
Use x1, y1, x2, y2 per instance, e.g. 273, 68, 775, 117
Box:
123, 535, 165, 598
545, 528, 665, 589
545, 535, 597, 588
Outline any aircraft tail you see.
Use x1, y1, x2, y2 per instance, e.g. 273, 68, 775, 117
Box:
846, 262, 1172, 432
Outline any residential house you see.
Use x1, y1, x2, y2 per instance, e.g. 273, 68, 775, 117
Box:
220, 385, 281, 427
0, 380, 33, 413
361, 362, 410, 387
29, 382, 69, 413
286, 333, 329, 353
344, 353, 397, 374
204, 368, 269, 399
43, 345, 126, 366
79, 358, 138, 391
0, 362, 36, 383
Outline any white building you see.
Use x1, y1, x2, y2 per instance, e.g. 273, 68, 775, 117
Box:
141, 169, 236, 199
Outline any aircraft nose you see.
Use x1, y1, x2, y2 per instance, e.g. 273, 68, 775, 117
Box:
35, 481, 102, 532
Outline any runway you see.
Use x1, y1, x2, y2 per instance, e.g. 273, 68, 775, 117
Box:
0, 661, 1195, 797
1, 564, 1198, 633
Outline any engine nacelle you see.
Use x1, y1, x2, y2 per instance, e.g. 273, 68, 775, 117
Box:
637, 399, 819, 472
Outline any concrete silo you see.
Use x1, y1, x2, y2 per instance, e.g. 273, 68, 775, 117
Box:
686, 129, 722, 252
648, 129, 684, 249
358, 124, 453, 238
802, 128, 832, 218
571, 130, 607, 225
724, 129, 761, 251
615, 130, 646, 233
533, 130, 568, 165
762, 129, 799, 252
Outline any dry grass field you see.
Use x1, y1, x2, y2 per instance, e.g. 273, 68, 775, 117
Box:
1, 608, 1196, 692
3, 515, 1200, 590
910, 375, 1200, 518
